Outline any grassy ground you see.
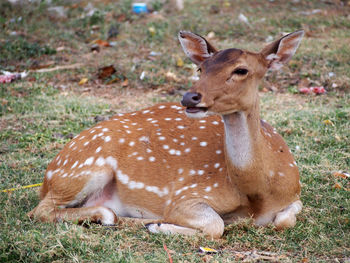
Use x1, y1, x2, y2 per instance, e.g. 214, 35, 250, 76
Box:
1, 0, 349, 262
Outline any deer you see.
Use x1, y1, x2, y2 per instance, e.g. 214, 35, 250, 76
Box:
28, 30, 304, 239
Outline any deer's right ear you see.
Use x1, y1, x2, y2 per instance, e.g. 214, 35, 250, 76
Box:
178, 31, 217, 65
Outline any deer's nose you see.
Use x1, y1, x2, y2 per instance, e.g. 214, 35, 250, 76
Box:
181, 92, 202, 107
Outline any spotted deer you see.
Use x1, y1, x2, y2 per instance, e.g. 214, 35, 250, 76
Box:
28, 30, 304, 239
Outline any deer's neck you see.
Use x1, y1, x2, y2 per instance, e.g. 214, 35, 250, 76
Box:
223, 107, 262, 171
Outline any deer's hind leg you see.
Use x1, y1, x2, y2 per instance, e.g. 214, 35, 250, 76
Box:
146, 201, 224, 239
28, 195, 118, 225
28, 169, 118, 225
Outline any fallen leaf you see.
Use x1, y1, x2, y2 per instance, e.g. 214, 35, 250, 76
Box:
106, 77, 120, 85
98, 65, 116, 79
333, 183, 342, 189
199, 247, 218, 254
148, 27, 156, 37
121, 79, 129, 87
165, 71, 179, 82
93, 39, 110, 47
333, 172, 349, 179
78, 78, 88, 85
323, 119, 334, 126
176, 57, 184, 67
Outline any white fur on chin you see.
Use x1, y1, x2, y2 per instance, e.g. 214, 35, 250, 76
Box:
185, 110, 208, 119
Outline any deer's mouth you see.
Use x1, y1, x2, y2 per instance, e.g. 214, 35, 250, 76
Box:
185, 107, 208, 114
185, 107, 208, 119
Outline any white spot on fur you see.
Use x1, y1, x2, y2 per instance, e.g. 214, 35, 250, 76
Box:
119, 138, 125, 144
149, 156, 155, 162
163, 145, 169, 150
205, 186, 212, 192
200, 141, 207, 147
96, 157, 106, 166
129, 141, 135, 146
278, 172, 285, 177
84, 157, 94, 166
139, 136, 149, 143
214, 163, 220, 168
197, 170, 204, 175
213, 183, 219, 188
71, 161, 78, 169
128, 181, 144, 190
96, 146, 102, 153
212, 121, 219, 125
117, 170, 129, 184
145, 186, 169, 197
46, 170, 53, 180
104, 136, 111, 142
177, 125, 185, 129
84, 141, 90, 146
184, 148, 191, 153
192, 137, 197, 140
189, 170, 196, 176
216, 150, 222, 154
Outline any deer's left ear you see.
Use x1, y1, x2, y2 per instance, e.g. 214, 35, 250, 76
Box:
178, 31, 218, 65
261, 30, 304, 71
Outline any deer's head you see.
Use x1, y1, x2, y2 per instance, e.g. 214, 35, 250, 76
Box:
179, 30, 304, 118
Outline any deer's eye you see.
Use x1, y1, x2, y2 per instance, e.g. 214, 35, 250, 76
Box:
232, 68, 248, 75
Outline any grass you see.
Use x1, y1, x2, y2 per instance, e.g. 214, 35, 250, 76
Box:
0, 0, 349, 262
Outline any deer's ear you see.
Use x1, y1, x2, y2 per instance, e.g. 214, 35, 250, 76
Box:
261, 30, 304, 71
178, 31, 218, 65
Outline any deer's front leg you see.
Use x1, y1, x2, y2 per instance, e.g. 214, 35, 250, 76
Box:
145, 201, 224, 239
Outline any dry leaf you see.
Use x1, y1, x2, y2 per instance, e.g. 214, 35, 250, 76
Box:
98, 65, 116, 79
323, 120, 334, 126
121, 79, 129, 87
333, 183, 342, 189
333, 172, 349, 179
176, 57, 184, 67
78, 78, 88, 85
148, 27, 156, 37
165, 71, 179, 82
93, 39, 110, 47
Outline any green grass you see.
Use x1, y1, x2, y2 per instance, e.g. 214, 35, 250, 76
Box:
1, 0, 349, 262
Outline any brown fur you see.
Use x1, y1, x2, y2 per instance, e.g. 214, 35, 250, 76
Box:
29, 30, 304, 238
